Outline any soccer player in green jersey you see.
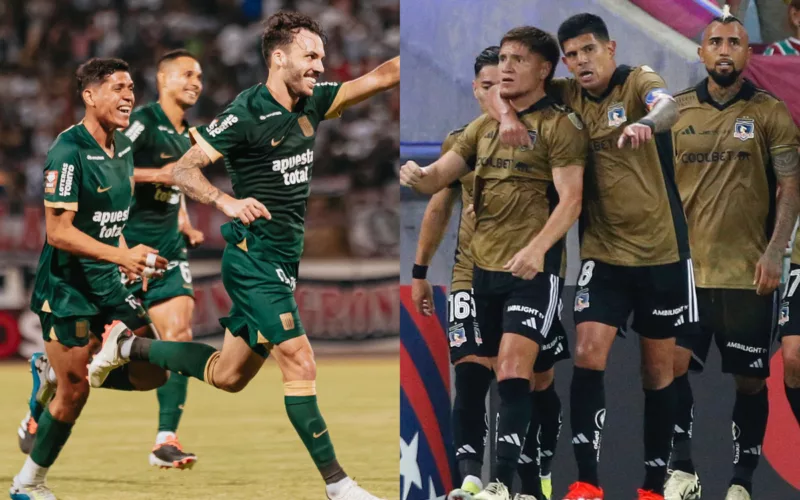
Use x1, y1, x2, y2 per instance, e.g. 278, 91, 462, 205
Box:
9, 58, 169, 500
15, 49, 206, 470
87, 11, 399, 500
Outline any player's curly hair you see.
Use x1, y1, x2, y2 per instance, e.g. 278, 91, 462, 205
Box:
261, 11, 328, 67
501, 26, 560, 85
76, 58, 129, 91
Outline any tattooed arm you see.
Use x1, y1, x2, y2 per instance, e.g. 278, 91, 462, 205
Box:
755, 148, 800, 295
641, 97, 678, 133
171, 144, 271, 224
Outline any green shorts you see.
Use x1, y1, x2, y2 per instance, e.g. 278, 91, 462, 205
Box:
126, 259, 194, 308
219, 243, 304, 358
39, 293, 151, 348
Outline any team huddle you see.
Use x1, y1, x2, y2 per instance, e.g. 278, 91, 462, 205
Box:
9, 10, 399, 500
402, 10, 800, 500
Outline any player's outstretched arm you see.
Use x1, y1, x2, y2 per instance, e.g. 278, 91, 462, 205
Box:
412, 187, 460, 315
171, 144, 271, 224
617, 92, 678, 149
45, 207, 167, 275
755, 148, 800, 294
504, 164, 583, 280
133, 164, 175, 185
400, 151, 469, 194
324, 56, 399, 119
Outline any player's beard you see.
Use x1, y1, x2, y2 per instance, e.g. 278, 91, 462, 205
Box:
707, 66, 742, 88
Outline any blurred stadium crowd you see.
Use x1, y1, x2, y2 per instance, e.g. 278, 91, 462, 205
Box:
0, 0, 399, 258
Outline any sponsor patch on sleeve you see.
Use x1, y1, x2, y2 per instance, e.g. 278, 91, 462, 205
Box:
44, 170, 58, 194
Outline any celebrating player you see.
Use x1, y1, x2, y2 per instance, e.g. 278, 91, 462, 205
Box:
410, 46, 567, 500
491, 12, 690, 500
85, 12, 398, 500
15, 49, 206, 470
403, 25, 587, 500
667, 12, 800, 500
9, 58, 169, 500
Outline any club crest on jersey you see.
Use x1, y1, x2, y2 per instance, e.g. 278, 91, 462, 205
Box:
519, 130, 538, 151
449, 324, 467, 347
575, 289, 590, 311
607, 103, 627, 128
733, 118, 755, 141
780, 301, 790, 326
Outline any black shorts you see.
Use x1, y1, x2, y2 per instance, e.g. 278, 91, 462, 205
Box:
447, 289, 484, 363
573, 259, 699, 339
779, 263, 800, 340
677, 288, 777, 378
472, 267, 570, 372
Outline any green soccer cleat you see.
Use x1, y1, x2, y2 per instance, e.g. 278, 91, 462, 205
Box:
9, 476, 56, 500
540, 473, 552, 500
87, 321, 132, 388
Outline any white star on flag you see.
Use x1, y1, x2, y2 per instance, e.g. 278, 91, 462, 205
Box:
400, 433, 422, 500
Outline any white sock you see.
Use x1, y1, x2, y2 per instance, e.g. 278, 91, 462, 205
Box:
155, 431, 176, 445
463, 474, 483, 489
119, 336, 135, 359
46, 367, 57, 384
18, 456, 48, 485
325, 476, 353, 497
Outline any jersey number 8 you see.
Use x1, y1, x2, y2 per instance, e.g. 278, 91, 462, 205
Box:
449, 291, 476, 322
578, 261, 595, 287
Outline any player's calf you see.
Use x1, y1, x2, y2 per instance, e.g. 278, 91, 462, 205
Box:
729, 375, 768, 496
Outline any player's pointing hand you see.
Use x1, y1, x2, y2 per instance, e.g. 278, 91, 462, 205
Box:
400, 161, 427, 188
218, 196, 272, 225
617, 122, 653, 149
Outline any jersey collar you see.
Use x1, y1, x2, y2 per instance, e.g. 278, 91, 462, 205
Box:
695, 77, 756, 111
517, 95, 556, 117
153, 102, 189, 134
581, 64, 633, 103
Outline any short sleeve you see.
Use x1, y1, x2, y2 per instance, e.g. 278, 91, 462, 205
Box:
547, 78, 570, 104
441, 131, 463, 188
764, 100, 800, 155
548, 112, 589, 169
123, 113, 150, 155
189, 105, 252, 162
43, 146, 81, 212
635, 66, 673, 112
309, 82, 344, 120
450, 116, 487, 170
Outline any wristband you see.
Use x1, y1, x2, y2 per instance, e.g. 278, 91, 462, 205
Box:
412, 264, 428, 279
638, 118, 656, 133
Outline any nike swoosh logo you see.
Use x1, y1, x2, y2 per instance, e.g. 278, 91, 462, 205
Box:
97, 186, 112, 193
313, 429, 328, 439
271, 137, 285, 147
160, 153, 173, 159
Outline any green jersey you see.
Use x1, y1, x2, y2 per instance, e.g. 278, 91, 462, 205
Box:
191, 82, 343, 262
31, 123, 135, 317
123, 102, 191, 261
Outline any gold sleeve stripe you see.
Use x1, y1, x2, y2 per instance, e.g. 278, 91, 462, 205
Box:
284, 380, 316, 396
189, 127, 223, 163
44, 201, 78, 211
324, 83, 350, 120
770, 144, 799, 152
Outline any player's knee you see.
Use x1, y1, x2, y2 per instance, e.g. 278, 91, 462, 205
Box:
533, 368, 555, 391
161, 325, 193, 343
734, 375, 766, 395
574, 340, 607, 370
285, 347, 317, 381
214, 371, 250, 393
495, 356, 530, 382
52, 382, 89, 419
641, 361, 673, 390
783, 342, 800, 375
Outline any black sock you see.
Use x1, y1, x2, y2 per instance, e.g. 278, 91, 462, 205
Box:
785, 383, 800, 428
570, 367, 605, 486
493, 378, 532, 489
642, 382, 677, 493
129, 336, 153, 361
671, 373, 695, 474
731, 386, 769, 494
452, 362, 493, 482
518, 390, 543, 496
535, 381, 562, 476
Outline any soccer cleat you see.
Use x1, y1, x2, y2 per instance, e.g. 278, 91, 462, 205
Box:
513, 495, 539, 500
326, 477, 386, 500
87, 321, 132, 388
9, 476, 56, 500
18, 353, 56, 454
724, 485, 750, 500
448, 476, 483, 500
664, 470, 701, 500
541, 474, 553, 500
637, 489, 665, 500
149, 437, 197, 470
562, 481, 603, 500
474, 482, 511, 500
